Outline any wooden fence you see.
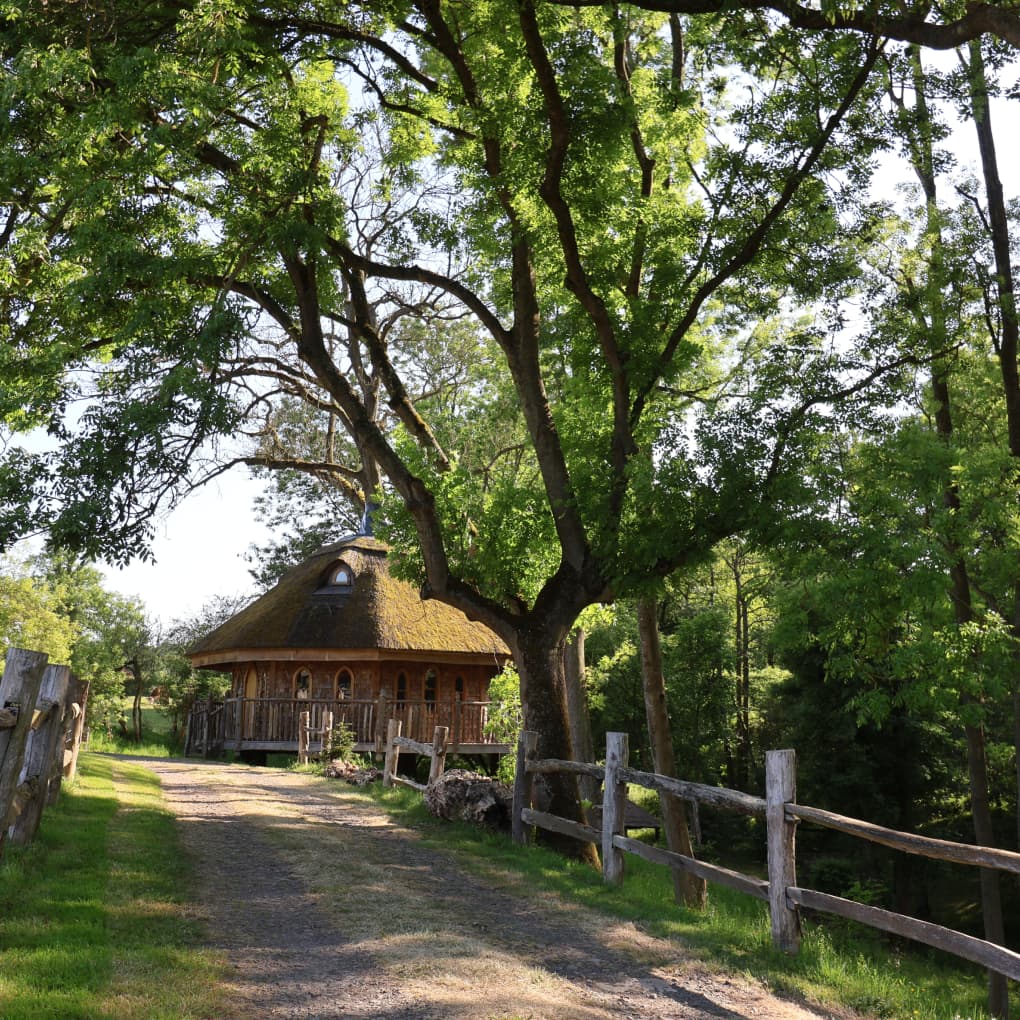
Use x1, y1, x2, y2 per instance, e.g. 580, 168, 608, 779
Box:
0, 648, 88, 859
382, 720, 450, 792
512, 730, 1020, 985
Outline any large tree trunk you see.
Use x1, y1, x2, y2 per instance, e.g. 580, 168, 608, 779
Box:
563, 629, 599, 806
511, 625, 600, 865
905, 47, 1009, 1016
637, 596, 707, 908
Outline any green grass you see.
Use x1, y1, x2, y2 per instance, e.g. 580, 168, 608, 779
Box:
356, 782, 1019, 1020
0, 754, 223, 1019
86, 702, 180, 757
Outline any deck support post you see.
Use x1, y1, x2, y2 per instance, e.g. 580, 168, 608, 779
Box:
383, 718, 402, 787
766, 748, 800, 954
512, 730, 539, 846
602, 732, 629, 885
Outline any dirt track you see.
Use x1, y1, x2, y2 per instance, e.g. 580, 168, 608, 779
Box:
127, 757, 856, 1020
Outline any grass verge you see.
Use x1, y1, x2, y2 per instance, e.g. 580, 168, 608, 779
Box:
356, 782, 1018, 1020
0, 753, 223, 1019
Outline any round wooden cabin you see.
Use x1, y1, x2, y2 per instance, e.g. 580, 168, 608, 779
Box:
186, 535, 511, 762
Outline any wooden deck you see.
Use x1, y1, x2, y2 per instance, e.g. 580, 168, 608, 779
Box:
185, 696, 510, 758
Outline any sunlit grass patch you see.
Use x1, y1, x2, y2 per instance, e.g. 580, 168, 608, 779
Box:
0, 754, 223, 1020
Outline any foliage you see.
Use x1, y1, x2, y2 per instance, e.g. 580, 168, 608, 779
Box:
484, 663, 523, 784
0, 556, 76, 663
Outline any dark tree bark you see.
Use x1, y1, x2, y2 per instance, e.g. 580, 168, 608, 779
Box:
637, 596, 707, 908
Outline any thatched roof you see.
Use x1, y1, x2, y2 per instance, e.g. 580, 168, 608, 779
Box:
188, 535, 509, 667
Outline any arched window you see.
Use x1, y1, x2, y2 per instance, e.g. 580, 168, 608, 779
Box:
396, 671, 407, 707
336, 668, 352, 700
328, 562, 354, 588
455, 676, 464, 697
294, 667, 312, 700
424, 668, 438, 704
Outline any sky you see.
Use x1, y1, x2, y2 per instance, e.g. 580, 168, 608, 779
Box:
98, 468, 271, 626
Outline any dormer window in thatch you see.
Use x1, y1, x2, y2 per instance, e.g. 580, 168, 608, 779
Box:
336, 668, 352, 699
327, 562, 354, 589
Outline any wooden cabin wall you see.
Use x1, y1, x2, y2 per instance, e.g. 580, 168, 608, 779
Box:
226, 660, 500, 702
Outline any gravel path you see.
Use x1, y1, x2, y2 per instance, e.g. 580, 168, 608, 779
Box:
127, 757, 857, 1020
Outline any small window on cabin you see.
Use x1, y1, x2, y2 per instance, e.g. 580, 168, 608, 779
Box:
337, 668, 352, 700
425, 669, 438, 703
455, 676, 464, 697
294, 668, 311, 700
328, 563, 354, 588
396, 671, 407, 708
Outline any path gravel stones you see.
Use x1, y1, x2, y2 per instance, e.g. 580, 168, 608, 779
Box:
128, 757, 859, 1020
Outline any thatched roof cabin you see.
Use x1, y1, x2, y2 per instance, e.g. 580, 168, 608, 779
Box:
186, 535, 511, 759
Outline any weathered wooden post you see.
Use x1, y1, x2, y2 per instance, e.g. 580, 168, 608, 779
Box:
0, 649, 49, 857
428, 726, 449, 786
511, 730, 539, 846
8, 663, 71, 848
383, 718, 402, 788
321, 710, 334, 761
47, 675, 82, 806
602, 731, 629, 885
766, 748, 800, 954
298, 710, 310, 765
63, 680, 89, 783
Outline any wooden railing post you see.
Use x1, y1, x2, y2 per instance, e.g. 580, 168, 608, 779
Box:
452, 693, 462, 752
234, 695, 245, 753
374, 691, 388, 752
297, 710, 310, 765
321, 710, 334, 761
0, 648, 49, 857
383, 719, 402, 788
602, 731, 629, 885
511, 730, 539, 846
766, 748, 800, 954
428, 726, 449, 786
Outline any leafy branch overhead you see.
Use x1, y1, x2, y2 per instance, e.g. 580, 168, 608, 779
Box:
2, 1, 1010, 832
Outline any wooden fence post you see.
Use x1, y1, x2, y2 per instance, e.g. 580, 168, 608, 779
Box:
298, 710, 310, 765
63, 680, 89, 783
452, 693, 462, 753
383, 718, 402, 788
512, 730, 539, 846
46, 675, 82, 806
8, 664, 71, 848
0, 649, 49, 857
766, 748, 800, 954
428, 726, 449, 786
321, 710, 334, 761
602, 731, 629, 885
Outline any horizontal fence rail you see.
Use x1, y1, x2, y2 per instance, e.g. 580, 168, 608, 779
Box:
512, 730, 1020, 985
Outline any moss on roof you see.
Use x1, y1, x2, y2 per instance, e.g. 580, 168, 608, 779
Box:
188, 536, 509, 665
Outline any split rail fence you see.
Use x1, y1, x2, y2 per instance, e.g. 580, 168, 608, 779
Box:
381, 719, 450, 792
0, 647, 88, 859
512, 730, 1020, 986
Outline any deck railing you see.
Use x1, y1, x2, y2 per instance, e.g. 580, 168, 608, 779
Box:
186, 694, 496, 756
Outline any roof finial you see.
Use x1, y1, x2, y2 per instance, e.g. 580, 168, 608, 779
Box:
360, 500, 381, 537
